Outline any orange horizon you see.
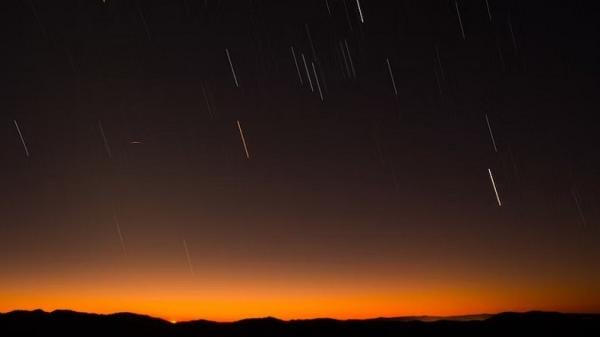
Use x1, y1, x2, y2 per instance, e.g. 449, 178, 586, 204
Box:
3, 283, 600, 322
4, 225, 599, 323
2, 306, 600, 323
3, 264, 600, 322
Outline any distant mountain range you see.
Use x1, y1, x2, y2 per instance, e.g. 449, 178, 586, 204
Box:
1, 309, 599, 336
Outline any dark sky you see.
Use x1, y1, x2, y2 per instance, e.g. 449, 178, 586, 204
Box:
1, 0, 599, 321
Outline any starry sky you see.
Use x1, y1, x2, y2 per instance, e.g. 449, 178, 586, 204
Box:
1, 0, 600, 321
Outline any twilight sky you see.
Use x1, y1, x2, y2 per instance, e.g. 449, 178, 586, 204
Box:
1, 0, 599, 321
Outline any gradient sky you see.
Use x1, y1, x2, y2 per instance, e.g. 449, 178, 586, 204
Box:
1, 0, 599, 322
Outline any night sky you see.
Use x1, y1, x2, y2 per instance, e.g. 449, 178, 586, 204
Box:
2, 0, 600, 321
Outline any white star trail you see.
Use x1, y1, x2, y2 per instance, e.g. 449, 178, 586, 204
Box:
488, 168, 502, 207
236, 120, 251, 159
312, 62, 324, 101
344, 39, 356, 78
433, 62, 443, 96
98, 120, 112, 158
508, 14, 518, 54
325, 0, 331, 15
455, 1, 466, 40
225, 48, 239, 87
113, 215, 127, 256
290, 46, 303, 85
571, 188, 588, 227
137, 6, 151, 41
340, 41, 351, 78
201, 82, 214, 118
434, 45, 445, 81
13, 120, 30, 157
485, 114, 498, 152
305, 24, 317, 60
301, 53, 314, 92
183, 239, 194, 274
386, 58, 398, 96
356, 0, 365, 23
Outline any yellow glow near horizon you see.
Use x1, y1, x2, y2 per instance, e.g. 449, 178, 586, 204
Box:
3, 231, 599, 322
2, 278, 599, 322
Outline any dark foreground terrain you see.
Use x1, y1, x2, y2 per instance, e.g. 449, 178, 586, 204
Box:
1, 310, 599, 337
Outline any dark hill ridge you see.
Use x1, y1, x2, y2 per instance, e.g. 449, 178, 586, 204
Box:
1, 310, 599, 337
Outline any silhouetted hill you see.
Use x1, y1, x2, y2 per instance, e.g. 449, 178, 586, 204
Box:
370, 313, 493, 321
1, 310, 599, 337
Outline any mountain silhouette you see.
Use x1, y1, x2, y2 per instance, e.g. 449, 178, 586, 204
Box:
1, 309, 598, 337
